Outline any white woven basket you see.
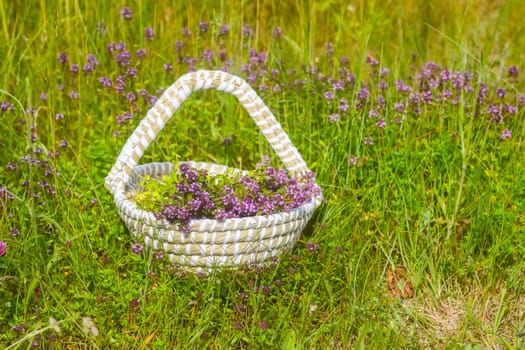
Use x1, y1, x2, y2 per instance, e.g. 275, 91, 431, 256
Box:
105, 70, 323, 272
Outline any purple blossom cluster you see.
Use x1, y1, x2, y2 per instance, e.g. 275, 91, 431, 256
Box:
139, 162, 320, 234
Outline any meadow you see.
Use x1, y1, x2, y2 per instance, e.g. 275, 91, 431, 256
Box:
1, 0, 524, 348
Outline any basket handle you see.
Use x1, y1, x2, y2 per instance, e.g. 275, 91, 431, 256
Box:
105, 70, 311, 194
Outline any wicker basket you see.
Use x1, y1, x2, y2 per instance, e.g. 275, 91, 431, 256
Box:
105, 70, 323, 272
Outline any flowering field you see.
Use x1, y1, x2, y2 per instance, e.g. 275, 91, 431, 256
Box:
1, 0, 524, 348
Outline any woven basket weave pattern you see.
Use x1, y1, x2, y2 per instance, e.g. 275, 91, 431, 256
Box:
105, 70, 322, 271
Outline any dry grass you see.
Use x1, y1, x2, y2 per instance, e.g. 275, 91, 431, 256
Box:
400, 282, 525, 349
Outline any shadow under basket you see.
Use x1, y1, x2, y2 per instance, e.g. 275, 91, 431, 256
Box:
105, 70, 323, 273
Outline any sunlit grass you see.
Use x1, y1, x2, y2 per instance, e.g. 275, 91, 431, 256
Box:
1, 0, 524, 348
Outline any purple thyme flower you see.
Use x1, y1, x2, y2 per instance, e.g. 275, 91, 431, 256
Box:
202, 49, 214, 62
98, 77, 113, 88
396, 79, 412, 93
144, 27, 154, 40
272, 27, 282, 39
136, 48, 147, 59
164, 63, 173, 72
175, 40, 183, 51
243, 24, 254, 37
199, 21, 209, 33
507, 105, 518, 114
219, 24, 230, 36
394, 102, 405, 113
509, 65, 519, 78
121, 6, 133, 20
324, 91, 335, 103
0, 240, 6, 256
116, 50, 131, 66
126, 92, 136, 103
496, 87, 506, 99
58, 52, 69, 64
368, 109, 379, 118
328, 113, 340, 123
357, 87, 369, 100
70, 64, 79, 74
501, 129, 512, 140
132, 243, 143, 254
339, 98, 349, 113
69, 90, 79, 99
376, 118, 386, 128
126, 68, 137, 77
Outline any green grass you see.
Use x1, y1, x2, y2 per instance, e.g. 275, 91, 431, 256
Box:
1, 0, 525, 348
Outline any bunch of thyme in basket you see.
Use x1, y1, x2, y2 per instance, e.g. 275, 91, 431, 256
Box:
133, 160, 321, 234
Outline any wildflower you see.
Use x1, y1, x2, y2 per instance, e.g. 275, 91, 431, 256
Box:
507, 105, 518, 114
164, 63, 173, 72
222, 137, 232, 145
126, 92, 136, 103
116, 50, 131, 66
394, 102, 405, 113
339, 98, 349, 113
12, 324, 26, 332
10, 228, 20, 237
130, 298, 140, 308
202, 49, 214, 62
219, 24, 230, 36
306, 242, 318, 252
376, 118, 386, 128
368, 109, 379, 118
182, 27, 192, 37
81, 61, 93, 73
488, 105, 502, 122
380, 67, 391, 77
0, 241, 6, 256
70, 64, 79, 74
348, 155, 359, 166
396, 79, 412, 93
357, 87, 369, 100
174, 40, 183, 51
496, 87, 506, 99
242, 24, 254, 37
501, 129, 512, 140
144, 26, 154, 40
132, 243, 143, 254
199, 21, 209, 33
69, 90, 79, 99
258, 320, 269, 330
81, 317, 99, 336
324, 91, 335, 103
421, 90, 433, 104
58, 52, 69, 64
366, 56, 379, 66
272, 27, 282, 39
136, 48, 147, 59
48, 317, 61, 333
364, 136, 373, 145
98, 77, 112, 88
121, 6, 133, 20
40, 92, 48, 101
509, 65, 519, 78
328, 113, 340, 123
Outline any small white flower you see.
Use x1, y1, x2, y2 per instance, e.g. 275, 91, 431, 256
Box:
48, 317, 61, 333
82, 317, 99, 337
